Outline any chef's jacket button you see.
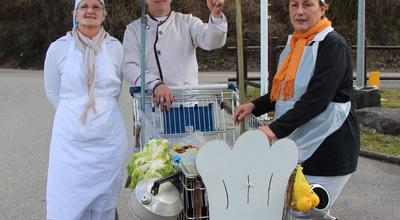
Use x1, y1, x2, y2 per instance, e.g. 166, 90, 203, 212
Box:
159, 31, 163, 35
157, 50, 161, 55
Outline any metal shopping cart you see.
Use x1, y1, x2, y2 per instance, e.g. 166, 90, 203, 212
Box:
130, 83, 240, 220
129, 85, 329, 220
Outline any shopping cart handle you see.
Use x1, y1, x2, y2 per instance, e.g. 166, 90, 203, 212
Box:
129, 86, 141, 96
227, 82, 236, 90
226, 82, 237, 90
169, 83, 237, 91
130, 83, 237, 96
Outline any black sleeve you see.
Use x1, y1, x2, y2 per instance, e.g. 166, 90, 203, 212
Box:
269, 33, 351, 138
251, 92, 276, 117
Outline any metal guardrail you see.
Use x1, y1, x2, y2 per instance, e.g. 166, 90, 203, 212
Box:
227, 38, 400, 91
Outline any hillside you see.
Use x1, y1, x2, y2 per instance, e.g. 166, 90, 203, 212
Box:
0, 0, 399, 71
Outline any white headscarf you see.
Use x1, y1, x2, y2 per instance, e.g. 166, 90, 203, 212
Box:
73, 0, 106, 26
75, 0, 105, 10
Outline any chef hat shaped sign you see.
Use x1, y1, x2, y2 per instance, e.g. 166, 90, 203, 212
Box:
196, 130, 298, 220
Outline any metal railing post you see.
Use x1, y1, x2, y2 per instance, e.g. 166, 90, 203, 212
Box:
244, 39, 248, 95
268, 37, 278, 92
234, 0, 246, 134
364, 38, 368, 86
356, 0, 366, 87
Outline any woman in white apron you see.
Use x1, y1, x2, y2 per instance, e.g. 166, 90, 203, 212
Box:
234, 0, 360, 218
44, 0, 128, 219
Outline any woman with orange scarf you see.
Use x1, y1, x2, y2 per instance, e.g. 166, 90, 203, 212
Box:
234, 0, 360, 218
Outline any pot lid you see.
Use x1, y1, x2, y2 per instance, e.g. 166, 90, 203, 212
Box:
132, 179, 183, 217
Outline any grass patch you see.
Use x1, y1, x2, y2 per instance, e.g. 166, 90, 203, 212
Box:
360, 127, 400, 156
380, 88, 400, 108
223, 86, 260, 102
245, 87, 261, 102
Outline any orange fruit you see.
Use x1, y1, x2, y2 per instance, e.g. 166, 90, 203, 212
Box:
309, 192, 320, 208
296, 196, 312, 212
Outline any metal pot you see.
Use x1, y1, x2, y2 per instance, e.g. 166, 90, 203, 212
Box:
290, 184, 335, 220
129, 172, 183, 220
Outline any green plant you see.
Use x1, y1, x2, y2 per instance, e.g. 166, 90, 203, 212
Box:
245, 86, 260, 102
360, 127, 400, 156
380, 88, 400, 108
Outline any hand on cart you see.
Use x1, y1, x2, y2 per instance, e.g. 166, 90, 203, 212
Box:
234, 103, 277, 142
257, 125, 277, 143
153, 82, 174, 111
233, 102, 255, 123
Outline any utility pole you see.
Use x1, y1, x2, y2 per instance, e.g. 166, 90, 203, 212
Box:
234, 0, 246, 134
140, 0, 147, 147
260, 0, 269, 96
356, 0, 366, 87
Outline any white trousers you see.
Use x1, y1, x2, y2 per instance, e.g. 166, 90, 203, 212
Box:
80, 209, 116, 220
306, 174, 351, 205
47, 208, 116, 220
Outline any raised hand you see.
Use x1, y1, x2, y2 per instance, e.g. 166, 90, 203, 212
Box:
207, 0, 224, 18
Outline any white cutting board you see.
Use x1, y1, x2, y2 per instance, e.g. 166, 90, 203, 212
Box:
196, 130, 298, 220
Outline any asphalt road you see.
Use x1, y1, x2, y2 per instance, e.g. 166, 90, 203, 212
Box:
0, 69, 399, 220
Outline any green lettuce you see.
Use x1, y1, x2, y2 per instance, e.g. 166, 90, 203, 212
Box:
127, 139, 174, 189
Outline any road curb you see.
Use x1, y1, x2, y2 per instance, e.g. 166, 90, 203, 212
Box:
360, 149, 400, 165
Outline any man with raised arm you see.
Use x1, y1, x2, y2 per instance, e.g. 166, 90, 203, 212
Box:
122, 0, 227, 109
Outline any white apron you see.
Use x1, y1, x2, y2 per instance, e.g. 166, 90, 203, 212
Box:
274, 27, 351, 162
46, 39, 128, 220
278, 28, 353, 220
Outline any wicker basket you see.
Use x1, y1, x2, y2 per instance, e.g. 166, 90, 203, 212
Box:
285, 168, 297, 210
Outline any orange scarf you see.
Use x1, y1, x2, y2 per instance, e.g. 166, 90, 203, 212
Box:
270, 18, 332, 101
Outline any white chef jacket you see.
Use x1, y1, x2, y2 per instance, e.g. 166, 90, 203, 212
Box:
122, 11, 228, 90
44, 32, 128, 220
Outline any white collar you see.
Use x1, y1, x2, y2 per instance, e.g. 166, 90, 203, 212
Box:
154, 16, 168, 22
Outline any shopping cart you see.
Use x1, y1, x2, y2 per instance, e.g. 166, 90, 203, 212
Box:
244, 113, 271, 131
129, 84, 313, 220
130, 83, 240, 220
